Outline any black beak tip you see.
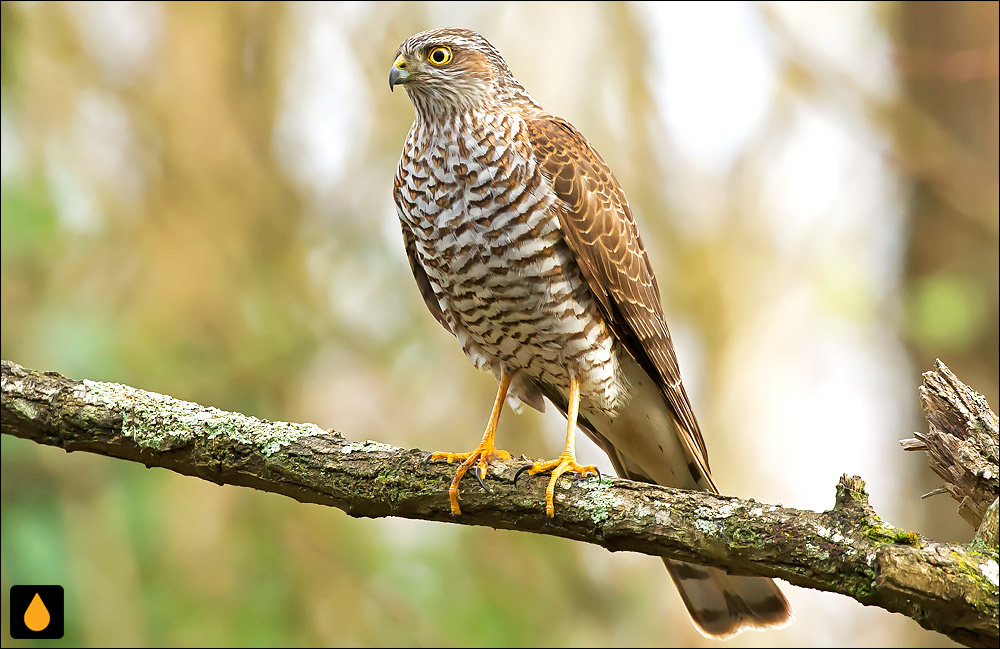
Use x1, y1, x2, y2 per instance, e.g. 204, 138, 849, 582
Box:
389, 66, 410, 92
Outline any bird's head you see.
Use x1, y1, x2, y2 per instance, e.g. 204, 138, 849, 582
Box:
389, 28, 537, 118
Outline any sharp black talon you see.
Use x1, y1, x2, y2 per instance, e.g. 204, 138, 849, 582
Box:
425, 452, 436, 463
474, 468, 490, 493
594, 467, 601, 482
513, 464, 533, 486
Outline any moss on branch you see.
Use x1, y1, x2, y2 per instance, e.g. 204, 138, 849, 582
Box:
2, 359, 997, 647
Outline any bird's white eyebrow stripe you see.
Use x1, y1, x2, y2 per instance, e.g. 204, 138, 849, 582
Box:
403, 34, 495, 56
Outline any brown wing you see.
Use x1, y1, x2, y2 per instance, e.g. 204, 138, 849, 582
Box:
400, 222, 452, 333
526, 113, 715, 489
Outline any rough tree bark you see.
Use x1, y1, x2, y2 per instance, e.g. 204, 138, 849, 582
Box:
1, 359, 997, 647
901, 360, 999, 529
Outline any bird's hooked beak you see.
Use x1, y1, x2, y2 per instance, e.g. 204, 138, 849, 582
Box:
389, 54, 412, 91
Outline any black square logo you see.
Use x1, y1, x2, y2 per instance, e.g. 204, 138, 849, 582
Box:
9, 585, 64, 639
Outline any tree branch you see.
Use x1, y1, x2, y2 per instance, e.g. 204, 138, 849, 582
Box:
2, 359, 997, 647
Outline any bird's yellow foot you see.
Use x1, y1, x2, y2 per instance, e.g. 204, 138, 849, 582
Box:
428, 373, 514, 516
428, 442, 512, 516
514, 453, 600, 517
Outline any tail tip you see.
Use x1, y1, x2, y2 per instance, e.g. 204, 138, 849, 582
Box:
665, 559, 793, 639
693, 590, 793, 639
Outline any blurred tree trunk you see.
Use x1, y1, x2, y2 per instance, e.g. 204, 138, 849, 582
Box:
126, 2, 314, 412
893, 1, 999, 408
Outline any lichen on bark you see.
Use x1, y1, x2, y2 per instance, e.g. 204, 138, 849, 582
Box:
2, 359, 997, 647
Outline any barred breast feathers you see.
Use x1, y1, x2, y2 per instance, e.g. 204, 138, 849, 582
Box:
395, 107, 627, 416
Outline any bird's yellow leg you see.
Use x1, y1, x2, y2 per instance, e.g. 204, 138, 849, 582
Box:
428, 373, 513, 515
514, 377, 599, 517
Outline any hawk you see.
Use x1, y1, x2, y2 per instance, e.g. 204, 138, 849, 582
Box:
389, 27, 791, 637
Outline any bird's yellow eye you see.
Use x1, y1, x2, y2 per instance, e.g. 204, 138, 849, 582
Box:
427, 46, 452, 66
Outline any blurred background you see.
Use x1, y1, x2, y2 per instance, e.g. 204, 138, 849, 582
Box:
1, 1, 996, 646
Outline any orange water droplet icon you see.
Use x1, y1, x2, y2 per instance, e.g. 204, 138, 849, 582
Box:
24, 592, 51, 632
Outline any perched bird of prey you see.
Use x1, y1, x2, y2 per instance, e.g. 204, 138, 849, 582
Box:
389, 27, 791, 637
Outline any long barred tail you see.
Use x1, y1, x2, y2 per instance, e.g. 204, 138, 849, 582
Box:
664, 559, 791, 638
571, 353, 792, 638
